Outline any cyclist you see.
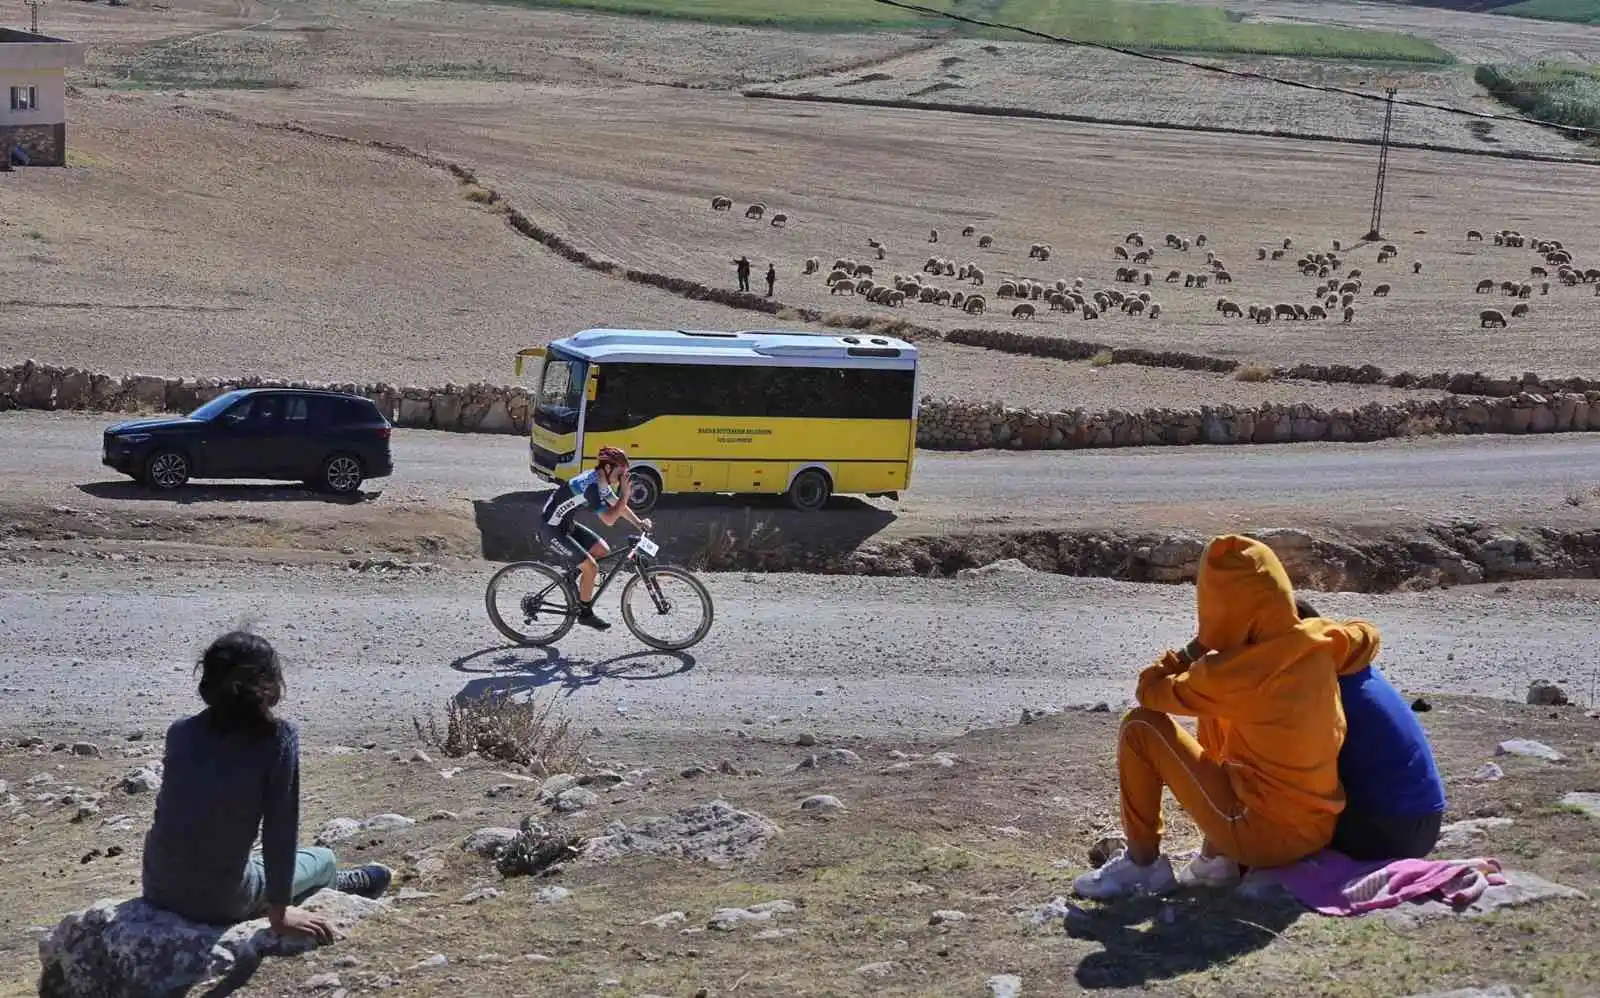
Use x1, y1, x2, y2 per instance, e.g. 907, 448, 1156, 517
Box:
540, 446, 652, 630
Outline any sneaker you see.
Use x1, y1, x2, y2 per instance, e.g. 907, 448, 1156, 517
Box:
335, 863, 392, 899
1072, 851, 1178, 900
577, 607, 611, 631
1181, 853, 1241, 888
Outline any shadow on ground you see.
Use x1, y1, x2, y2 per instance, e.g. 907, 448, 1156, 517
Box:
471, 489, 897, 565
450, 644, 695, 700
1069, 890, 1304, 989
77, 480, 378, 505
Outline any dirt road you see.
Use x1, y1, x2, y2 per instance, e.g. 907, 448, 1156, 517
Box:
4, 413, 1598, 551
0, 556, 1594, 746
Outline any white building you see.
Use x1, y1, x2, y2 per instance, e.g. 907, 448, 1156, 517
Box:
1, 27, 84, 167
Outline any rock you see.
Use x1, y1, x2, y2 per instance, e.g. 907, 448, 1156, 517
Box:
583, 801, 779, 867
120, 767, 161, 795
361, 813, 415, 833
1435, 817, 1515, 853
1495, 739, 1565, 762
1386, 869, 1586, 925
314, 818, 364, 847
987, 974, 1024, 998
461, 827, 520, 859
1089, 702, 1111, 713
1559, 792, 1600, 819
752, 928, 797, 941
408, 953, 448, 970
795, 748, 861, 770
552, 787, 599, 813
855, 961, 897, 979
70, 742, 101, 758
426, 810, 459, 822
1020, 896, 1082, 930
679, 765, 710, 779
37, 891, 385, 998
642, 911, 686, 928
534, 886, 571, 904
458, 887, 501, 905
928, 909, 967, 925
1473, 762, 1505, 781
796, 732, 817, 747
1525, 680, 1568, 706
72, 802, 101, 823
1088, 835, 1128, 868
305, 972, 342, 989
956, 558, 1035, 578
410, 749, 433, 764
1398, 987, 1524, 998
799, 795, 845, 812
535, 774, 579, 801
1411, 697, 1432, 713
707, 900, 795, 931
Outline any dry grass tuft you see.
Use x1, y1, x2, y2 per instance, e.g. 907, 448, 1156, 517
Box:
694, 509, 785, 570
1090, 348, 1115, 367
1234, 361, 1275, 382
413, 691, 584, 774
462, 185, 501, 206
1563, 486, 1599, 507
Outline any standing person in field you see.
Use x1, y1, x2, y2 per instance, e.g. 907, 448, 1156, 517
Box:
141, 631, 392, 936
765, 263, 777, 298
735, 256, 751, 293
1073, 535, 1371, 899
1295, 597, 1446, 861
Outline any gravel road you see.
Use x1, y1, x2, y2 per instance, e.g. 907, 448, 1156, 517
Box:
5, 412, 1599, 537
0, 558, 1594, 745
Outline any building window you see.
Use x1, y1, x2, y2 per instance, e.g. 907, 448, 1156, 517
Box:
9, 86, 39, 112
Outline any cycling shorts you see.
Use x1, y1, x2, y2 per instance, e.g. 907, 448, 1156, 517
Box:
545, 521, 603, 562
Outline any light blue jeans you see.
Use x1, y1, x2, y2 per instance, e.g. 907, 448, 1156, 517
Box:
233, 847, 338, 920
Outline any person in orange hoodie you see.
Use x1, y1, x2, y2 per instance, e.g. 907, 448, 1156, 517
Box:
1073, 534, 1381, 900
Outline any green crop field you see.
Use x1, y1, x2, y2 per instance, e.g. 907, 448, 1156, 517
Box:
1496, 0, 1600, 24
1476, 62, 1600, 135
510, 0, 1455, 63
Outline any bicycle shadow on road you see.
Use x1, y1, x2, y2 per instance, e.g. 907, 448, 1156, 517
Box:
450, 644, 695, 701
472, 490, 896, 564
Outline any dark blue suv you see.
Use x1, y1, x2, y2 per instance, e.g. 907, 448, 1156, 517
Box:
102, 388, 394, 494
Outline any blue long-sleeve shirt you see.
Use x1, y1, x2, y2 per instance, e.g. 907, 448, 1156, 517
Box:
1338, 666, 1446, 818
141, 712, 301, 922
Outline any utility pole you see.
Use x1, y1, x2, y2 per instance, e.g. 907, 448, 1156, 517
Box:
1365, 87, 1398, 242
23, 0, 46, 33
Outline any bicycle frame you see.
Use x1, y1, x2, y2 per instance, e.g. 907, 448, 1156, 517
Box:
551, 533, 659, 605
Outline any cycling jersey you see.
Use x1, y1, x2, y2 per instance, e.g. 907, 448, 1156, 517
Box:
541, 468, 620, 531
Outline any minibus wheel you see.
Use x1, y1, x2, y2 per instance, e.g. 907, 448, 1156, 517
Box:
787, 469, 832, 512
628, 468, 661, 514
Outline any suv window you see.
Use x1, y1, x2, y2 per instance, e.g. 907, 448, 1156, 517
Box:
333, 398, 379, 426
285, 396, 311, 427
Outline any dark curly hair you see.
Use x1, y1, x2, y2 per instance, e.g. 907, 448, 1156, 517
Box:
196, 631, 284, 734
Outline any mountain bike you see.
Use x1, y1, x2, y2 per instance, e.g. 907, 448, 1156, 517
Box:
484, 532, 714, 652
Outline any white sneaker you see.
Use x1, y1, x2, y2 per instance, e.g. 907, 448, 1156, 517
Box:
1072, 851, 1178, 900
1181, 853, 1241, 888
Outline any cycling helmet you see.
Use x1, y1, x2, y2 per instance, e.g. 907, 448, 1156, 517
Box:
596, 446, 630, 470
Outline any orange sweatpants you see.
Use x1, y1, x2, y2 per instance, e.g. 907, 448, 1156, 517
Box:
1117, 708, 1330, 869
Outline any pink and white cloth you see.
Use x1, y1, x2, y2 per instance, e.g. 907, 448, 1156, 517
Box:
1252, 850, 1506, 916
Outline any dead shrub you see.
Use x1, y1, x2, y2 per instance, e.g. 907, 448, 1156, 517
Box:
1090, 349, 1115, 368
694, 510, 785, 570
497, 825, 586, 879
462, 185, 500, 206
1234, 362, 1274, 383
413, 690, 584, 775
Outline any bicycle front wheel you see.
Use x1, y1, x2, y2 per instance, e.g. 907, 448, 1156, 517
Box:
620, 565, 715, 652
485, 561, 577, 646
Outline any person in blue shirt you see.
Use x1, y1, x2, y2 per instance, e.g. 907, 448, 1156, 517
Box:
1296, 598, 1447, 859
539, 446, 652, 631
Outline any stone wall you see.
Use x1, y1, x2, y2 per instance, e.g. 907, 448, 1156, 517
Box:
3, 360, 1598, 450
0, 123, 65, 167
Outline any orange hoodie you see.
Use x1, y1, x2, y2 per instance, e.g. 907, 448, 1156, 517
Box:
1136, 535, 1380, 845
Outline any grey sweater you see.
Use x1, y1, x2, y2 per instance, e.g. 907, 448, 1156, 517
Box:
141, 712, 301, 923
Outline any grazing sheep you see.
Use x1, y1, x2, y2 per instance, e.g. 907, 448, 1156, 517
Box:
1184, 274, 1196, 288
1180, 239, 1191, 252
1081, 305, 1100, 320
1271, 249, 1286, 261
1012, 303, 1036, 319
1373, 283, 1391, 297
951, 292, 965, 308
875, 245, 886, 260
1500, 281, 1519, 295
770, 212, 789, 227
1332, 239, 1343, 251
1138, 291, 1152, 303
825, 269, 851, 285
1196, 275, 1209, 289
803, 258, 820, 275
867, 238, 882, 249
854, 264, 874, 277
1585, 269, 1600, 282
919, 286, 940, 303
1143, 272, 1153, 286
887, 291, 906, 307
1531, 266, 1548, 278
1254, 307, 1272, 324
1148, 304, 1161, 318
961, 225, 976, 238
995, 281, 1018, 298
1339, 281, 1360, 295
1030, 284, 1044, 301
855, 278, 875, 295
1282, 238, 1293, 250
1348, 269, 1363, 280
1038, 245, 1052, 262
1215, 271, 1232, 284
1195, 234, 1207, 247
1165, 234, 1181, 248
1293, 304, 1309, 320
1309, 305, 1327, 319
1126, 232, 1145, 246
745, 202, 766, 220
964, 294, 986, 314
1412, 261, 1422, 275
836, 258, 856, 272
1274, 303, 1297, 320
1133, 250, 1153, 264
935, 290, 953, 306
1165, 270, 1182, 283
1218, 299, 1242, 318
1541, 282, 1550, 296
1341, 293, 1355, 309
978, 234, 994, 248
1029, 243, 1043, 259
1048, 293, 1068, 311
1325, 295, 1338, 309
831, 281, 854, 296
711, 196, 733, 211
1343, 306, 1355, 323
1480, 308, 1507, 328
929, 229, 939, 243
1258, 247, 1268, 260
1113, 245, 1130, 260
1115, 267, 1133, 283
1380, 243, 1398, 256
1467, 229, 1483, 241
1512, 303, 1530, 318
942, 261, 956, 277
968, 266, 985, 286
1126, 298, 1147, 315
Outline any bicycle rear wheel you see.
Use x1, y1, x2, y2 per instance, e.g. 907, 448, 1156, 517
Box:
485, 561, 577, 646
620, 564, 714, 652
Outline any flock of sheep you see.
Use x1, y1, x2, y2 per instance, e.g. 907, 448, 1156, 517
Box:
1466, 229, 1600, 327
712, 196, 789, 229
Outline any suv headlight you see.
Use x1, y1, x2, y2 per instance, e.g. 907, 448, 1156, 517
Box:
118, 433, 152, 444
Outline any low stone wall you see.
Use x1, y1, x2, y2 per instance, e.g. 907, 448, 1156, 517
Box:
0, 122, 66, 167
4, 360, 1598, 449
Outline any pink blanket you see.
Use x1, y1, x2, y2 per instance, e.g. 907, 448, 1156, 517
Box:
1256, 850, 1506, 916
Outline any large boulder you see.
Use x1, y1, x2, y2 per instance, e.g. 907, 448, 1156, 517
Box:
583, 800, 779, 868
37, 890, 385, 998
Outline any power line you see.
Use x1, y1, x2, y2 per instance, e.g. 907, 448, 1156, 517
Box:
864, 0, 1600, 140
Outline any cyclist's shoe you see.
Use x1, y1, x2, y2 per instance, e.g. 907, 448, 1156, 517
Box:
577, 606, 612, 631
335, 863, 393, 899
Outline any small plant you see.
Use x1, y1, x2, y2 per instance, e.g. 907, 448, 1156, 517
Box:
21, 230, 45, 241
1563, 487, 1598, 507
1090, 348, 1115, 367
413, 690, 584, 774
462, 185, 500, 206
497, 826, 586, 878
694, 509, 784, 570
1234, 361, 1274, 382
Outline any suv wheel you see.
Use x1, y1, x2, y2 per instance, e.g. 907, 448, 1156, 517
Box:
318, 453, 364, 495
144, 450, 191, 491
